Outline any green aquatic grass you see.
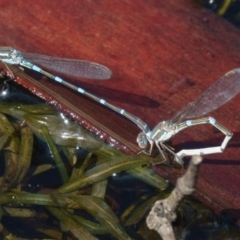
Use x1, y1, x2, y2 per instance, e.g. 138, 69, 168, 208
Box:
0, 102, 169, 239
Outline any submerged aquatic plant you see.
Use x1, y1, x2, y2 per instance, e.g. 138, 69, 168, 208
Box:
0, 80, 169, 239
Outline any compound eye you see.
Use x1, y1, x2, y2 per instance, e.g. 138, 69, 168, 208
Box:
136, 132, 148, 148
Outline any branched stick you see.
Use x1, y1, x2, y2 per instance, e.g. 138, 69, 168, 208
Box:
146, 155, 202, 240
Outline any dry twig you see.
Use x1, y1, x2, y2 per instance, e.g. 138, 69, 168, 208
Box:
146, 155, 202, 240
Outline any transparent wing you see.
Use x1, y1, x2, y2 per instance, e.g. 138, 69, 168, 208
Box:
22, 53, 112, 80
171, 68, 240, 123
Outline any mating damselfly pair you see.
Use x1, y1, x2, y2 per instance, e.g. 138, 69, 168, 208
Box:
0, 47, 238, 164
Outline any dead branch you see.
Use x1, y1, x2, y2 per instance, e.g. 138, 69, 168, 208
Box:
146, 155, 202, 240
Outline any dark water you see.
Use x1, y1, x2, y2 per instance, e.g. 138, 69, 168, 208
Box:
192, 0, 240, 27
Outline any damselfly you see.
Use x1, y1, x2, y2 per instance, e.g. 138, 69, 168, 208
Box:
0, 47, 238, 164
0, 47, 150, 134
136, 69, 240, 164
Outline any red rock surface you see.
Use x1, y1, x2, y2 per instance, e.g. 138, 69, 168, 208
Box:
0, 0, 240, 223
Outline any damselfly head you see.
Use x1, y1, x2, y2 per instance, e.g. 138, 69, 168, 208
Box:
10, 49, 23, 64
0, 48, 23, 65
136, 132, 149, 149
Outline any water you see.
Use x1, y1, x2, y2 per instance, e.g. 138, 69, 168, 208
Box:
192, 0, 240, 27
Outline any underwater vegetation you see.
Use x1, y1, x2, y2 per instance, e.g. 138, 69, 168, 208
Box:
0, 79, 169, 239
0, 104, 167, 239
